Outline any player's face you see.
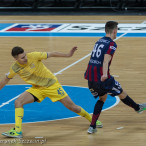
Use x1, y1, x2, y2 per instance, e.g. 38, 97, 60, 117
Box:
15, 52, 28, 64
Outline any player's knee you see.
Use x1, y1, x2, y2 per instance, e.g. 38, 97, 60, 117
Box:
73, 105, 80, 113
99, 98, 106, 102
119, 90, 127, 99
15, 99, 23, 108
99, 95, 107, 102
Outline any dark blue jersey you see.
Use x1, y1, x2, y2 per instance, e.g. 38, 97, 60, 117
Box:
84, 36, 117, 82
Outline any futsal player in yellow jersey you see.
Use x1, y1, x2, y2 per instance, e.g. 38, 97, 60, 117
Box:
0, 46, 102, 138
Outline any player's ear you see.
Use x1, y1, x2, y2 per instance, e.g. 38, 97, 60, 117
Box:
113, 29, 116, 34
112, 29, 116, 36
13, 55, 18, 61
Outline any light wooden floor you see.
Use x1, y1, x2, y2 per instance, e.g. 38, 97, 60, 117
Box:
0, 15, 146, 146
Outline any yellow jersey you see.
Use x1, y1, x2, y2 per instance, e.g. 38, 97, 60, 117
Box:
6, 52, 57, 87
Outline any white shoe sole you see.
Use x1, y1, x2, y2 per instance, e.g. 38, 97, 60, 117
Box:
2, 133, 23, 138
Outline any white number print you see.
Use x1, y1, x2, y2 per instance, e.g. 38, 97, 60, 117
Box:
92, 44, 104, 58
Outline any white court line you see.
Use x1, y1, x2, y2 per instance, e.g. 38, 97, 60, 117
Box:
53, 33, 125, 76
55, 20, 145, 75
112, 75, 119, 78
54, 53, 91, 75
0, 94, 20, 108
0, 21, 145, 111
0, 23, 18, 32
0, 85, 120, 125
116, 127, 124, 130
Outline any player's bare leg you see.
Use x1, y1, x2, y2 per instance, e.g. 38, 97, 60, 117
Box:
59, 96, 103, 127
2, 92, 35, 138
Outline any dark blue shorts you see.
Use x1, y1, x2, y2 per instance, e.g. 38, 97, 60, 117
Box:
88, 76, 123, 98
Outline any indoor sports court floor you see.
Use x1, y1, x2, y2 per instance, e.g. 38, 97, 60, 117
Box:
0, 15, 146, 146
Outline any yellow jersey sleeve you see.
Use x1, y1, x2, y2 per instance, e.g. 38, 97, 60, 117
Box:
27, 52, 48, 60
6, 66, 17, 79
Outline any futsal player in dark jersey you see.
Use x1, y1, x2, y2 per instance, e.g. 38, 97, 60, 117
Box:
84, 21, 146, 134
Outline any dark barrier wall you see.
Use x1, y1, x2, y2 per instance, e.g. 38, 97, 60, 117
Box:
0, 0, 146, 10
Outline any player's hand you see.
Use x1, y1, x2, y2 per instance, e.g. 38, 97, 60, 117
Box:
67, 47, 77, 57
101, 75, 108, 82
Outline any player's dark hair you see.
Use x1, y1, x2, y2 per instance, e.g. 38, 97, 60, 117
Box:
11, 46, 24, 57
105, 21, 118, 34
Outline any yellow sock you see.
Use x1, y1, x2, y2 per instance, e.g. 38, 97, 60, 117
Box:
15, 108, 24, 133
77, 107, 92, 122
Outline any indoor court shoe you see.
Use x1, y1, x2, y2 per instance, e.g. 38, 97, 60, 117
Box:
96, 120, 103, 128
2, 128, 23, 138
137, 103, 146, 113
87, 126, 97, 134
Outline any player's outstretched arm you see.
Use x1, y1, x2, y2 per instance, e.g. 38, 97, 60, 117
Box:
47, 47, 77, 58
0, 76, 10, 90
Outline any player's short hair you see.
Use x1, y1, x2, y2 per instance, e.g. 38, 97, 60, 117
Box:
105, 21, 118, 34
11, 46, 24, 58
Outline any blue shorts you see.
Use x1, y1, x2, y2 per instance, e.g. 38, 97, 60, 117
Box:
88, 76, 123, 98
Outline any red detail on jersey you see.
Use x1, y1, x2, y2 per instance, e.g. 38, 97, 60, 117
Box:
107, 42, 114, 55
85, 65, 89, 79
89, 65, 92, 81
93, 66, 98, 82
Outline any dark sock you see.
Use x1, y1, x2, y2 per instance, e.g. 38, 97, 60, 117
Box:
90, 100, 104, 128
121, 95, 139, 111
